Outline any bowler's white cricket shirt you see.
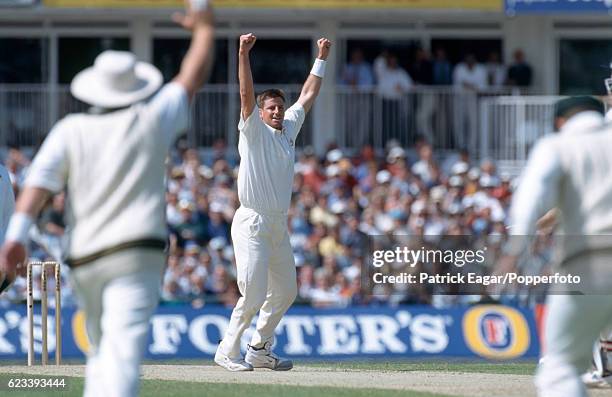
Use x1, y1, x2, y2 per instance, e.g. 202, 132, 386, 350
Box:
0, 165, 15, 243
25, 83, 189, 260
237, 103, 306, 214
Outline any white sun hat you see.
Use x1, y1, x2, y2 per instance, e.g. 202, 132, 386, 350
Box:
376, 170, 391, 184
70, 50, 163, 108
326, 149, 343, 163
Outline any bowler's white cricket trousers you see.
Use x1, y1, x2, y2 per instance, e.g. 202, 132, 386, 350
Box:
220, 206, 297, 359
71, 248, 165, 397
536, 250, 612, 397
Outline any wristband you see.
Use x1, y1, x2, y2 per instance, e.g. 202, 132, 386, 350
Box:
190, 0, 209, 11
311, 58, 327, 78
5, 212, 33, 245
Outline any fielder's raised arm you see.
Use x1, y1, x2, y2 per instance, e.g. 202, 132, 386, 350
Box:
172, 0, 215, 101
238, 33, 257, 120
298, 38, 332, 113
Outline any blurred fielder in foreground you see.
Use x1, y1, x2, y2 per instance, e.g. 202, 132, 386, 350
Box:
0, 164, 15, 294
506, 96, 612, 397
0, 1, 215, 395
533, 211, 612, 389
214, 33, 331, 371
582, 327, 612, 388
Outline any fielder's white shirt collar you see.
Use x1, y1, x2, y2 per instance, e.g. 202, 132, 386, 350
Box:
560, 111, 605, 135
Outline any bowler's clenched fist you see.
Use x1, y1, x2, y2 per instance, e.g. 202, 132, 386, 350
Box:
172, 0, 214, 31
240, 33, 257, 53
317, 38, 332, 60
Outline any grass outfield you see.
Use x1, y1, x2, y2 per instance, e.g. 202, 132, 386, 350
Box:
0, 376, 455, 397
302, 360, 538, 375
137, 358, 538, 375
0, 361, 539, 397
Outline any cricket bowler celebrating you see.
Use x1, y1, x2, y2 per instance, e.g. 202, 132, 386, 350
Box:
215, 34, 331, 371
0, 1, 215, 395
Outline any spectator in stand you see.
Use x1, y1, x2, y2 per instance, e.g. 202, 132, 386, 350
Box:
206, 202, 230, 242
412, 48, 435, 142
486, 51, 507, 88
442, 148, 472, 176
373, 49, 390, 83
207, 138, 237, 168
219, 281, 239, 308
310, 270, 344, 308
430, 48, 453, 146
166, 191, 182, 227
453, 54, 487, 149
340, 48, 374, 88
174, 200, 207, 246
507, 49, 532, 88
6, 146, 29, 186
341, 48, 376, 146
161, 254, 188, 301
208, 172, 235, 214
296, 148, 325, 194
412, 48, 433, 85
182, 148, 203, 188
318, 225, 346, 258
432, 48, 453, 86
453, 54, 488, 91
340, 214, 368, 257
480, 158, 500, 184
377, 53, 413, 99
297, 263, 315, 301
209, 264, 234, 298
377, 53, 413, 143
386, 146, 407, 176
411, 143, 439, 187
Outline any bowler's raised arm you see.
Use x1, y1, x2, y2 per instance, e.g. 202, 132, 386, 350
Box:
239, 33, 257, 120
297, 38, 332, 113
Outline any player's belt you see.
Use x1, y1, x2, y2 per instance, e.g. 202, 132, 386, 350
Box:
66, 238, 167, 268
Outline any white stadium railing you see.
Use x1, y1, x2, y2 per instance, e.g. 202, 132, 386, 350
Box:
335, 85, 517, 152
0, 84, 558, 168
0, 84, 306, 149
478, 95, 559, 173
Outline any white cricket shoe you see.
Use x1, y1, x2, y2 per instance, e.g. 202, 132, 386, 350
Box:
245, 342, 293, 371
214, 350, 253, 372
582, 370, 612, 388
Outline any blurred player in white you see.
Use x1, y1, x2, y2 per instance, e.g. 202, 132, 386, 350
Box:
0, 1, 215, 395
579, 68, 612, 389
506, 96, 612, 397
582, 327, 612, 388
0, 164, 15, 294
214, 34, 331, 371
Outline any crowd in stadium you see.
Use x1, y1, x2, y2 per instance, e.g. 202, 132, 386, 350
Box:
0, 137, 554, 309
341, 47, 533, 92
